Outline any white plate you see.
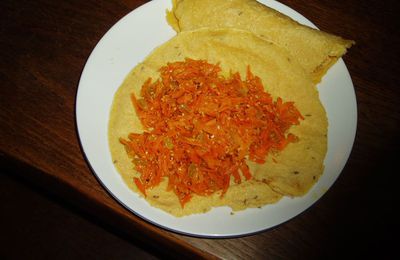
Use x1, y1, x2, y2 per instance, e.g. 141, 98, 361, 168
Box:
76, 0, 357, 237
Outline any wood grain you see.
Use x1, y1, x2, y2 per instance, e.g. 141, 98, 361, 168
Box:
1, 0, 398, 258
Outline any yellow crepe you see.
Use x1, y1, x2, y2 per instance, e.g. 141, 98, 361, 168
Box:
167, 0, 354, 83
108, 28, 327, 216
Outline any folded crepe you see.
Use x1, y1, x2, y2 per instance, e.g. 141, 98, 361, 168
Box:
167, 0, 354, 83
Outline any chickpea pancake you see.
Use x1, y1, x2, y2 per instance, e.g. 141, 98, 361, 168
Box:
167, 0, 354, 83
108, 28, 327, 216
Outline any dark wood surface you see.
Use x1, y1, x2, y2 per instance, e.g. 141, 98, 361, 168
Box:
0, 173, 158, 259
1, 0, 398, 258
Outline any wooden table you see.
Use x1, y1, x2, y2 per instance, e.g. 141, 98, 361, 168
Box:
1, 0, 398, 258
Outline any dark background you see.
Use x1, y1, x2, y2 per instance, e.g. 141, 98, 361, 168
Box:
0, 172, 159, 259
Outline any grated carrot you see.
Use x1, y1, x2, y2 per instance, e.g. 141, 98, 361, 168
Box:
120, 58, 303, 207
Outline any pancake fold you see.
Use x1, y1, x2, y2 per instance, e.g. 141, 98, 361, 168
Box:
167, 0, 354, 83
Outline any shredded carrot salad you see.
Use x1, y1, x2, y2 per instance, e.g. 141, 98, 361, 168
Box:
120, 59, 303, 207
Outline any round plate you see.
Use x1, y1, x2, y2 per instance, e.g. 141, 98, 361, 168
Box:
76, 0, 357, 237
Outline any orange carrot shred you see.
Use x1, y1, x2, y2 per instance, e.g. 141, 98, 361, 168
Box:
134, 177, 146, 196
120, 58, 303, 207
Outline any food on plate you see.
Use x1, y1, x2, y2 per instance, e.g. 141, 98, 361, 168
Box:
167, 0, 354, 83
120, 58, 304, 207
108, 29, 327, 216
